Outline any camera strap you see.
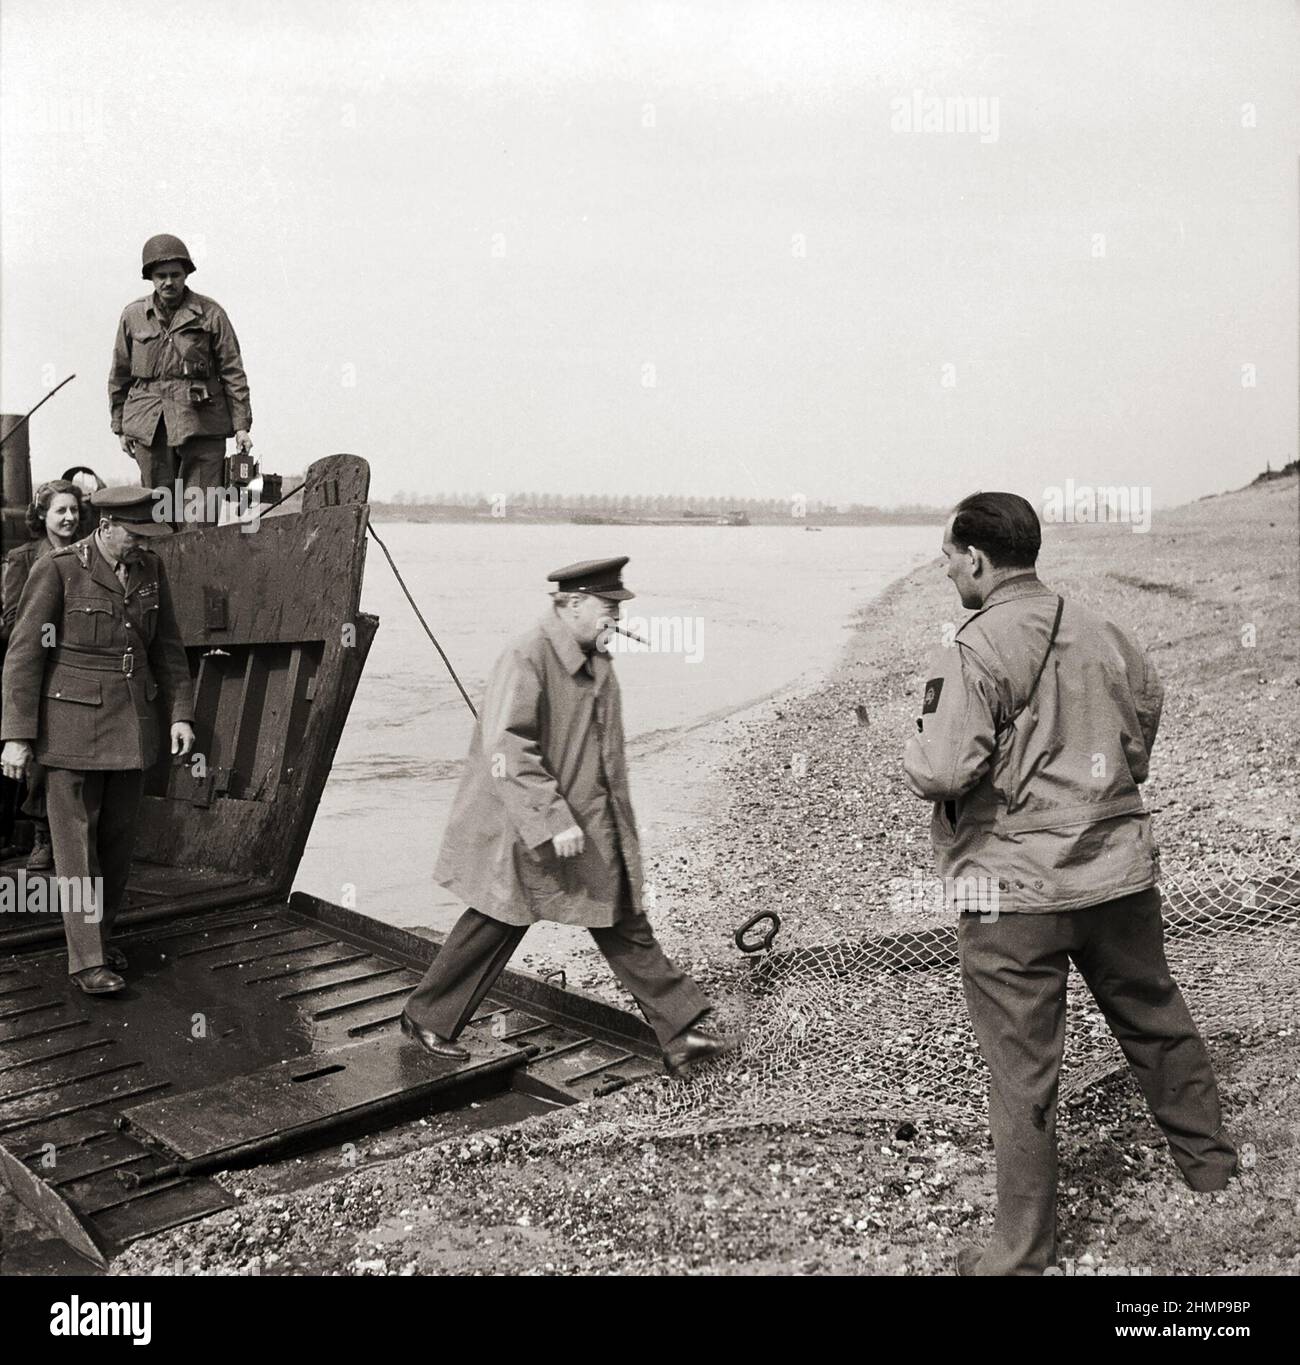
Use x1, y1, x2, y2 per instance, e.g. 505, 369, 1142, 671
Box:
997, 595, 1064, 737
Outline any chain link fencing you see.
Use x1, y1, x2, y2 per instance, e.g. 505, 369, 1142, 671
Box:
605, 854, 1300, 1138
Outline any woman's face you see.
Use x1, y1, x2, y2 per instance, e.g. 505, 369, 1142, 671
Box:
44, 492, 81, 542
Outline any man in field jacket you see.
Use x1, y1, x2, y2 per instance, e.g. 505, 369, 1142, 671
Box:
903, 491, 1235, 1275
0, 488, 196, 992
401, 556, 729, 1077
109, 234, 252, 523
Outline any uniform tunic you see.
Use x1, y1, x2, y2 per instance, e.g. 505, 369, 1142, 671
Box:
2, 536, 61, 825
1, 537, 55, 642
1, 536, 194, 768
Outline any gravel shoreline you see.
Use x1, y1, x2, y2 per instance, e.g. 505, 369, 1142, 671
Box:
113, 475, 1299, 1276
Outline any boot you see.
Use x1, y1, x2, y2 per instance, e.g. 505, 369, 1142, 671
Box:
26, 825, 53, 872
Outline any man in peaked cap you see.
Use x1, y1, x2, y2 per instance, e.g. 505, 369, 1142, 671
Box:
108, 234, 253, 526
1, 487, 196, 994
401, 556, 732, 1075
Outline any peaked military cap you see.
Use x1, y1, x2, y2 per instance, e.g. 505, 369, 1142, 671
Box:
547, 556, 635, 600
89, 486, 173, 537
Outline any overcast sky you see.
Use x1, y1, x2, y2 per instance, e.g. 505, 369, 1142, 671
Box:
2, 0, 1295, 506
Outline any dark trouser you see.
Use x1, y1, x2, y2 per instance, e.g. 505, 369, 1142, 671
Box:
133, 422, 227, 525
958, 886, 1236, 1276
405, 904, 710, 1050
44, 767, 143, 975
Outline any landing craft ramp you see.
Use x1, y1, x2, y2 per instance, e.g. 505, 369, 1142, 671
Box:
0, 451, 658, 1267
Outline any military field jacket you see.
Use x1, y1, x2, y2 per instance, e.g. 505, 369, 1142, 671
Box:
1, 536, 195, 770
109, 289, 252, 445
903, 574, 1163, 913
1, 537, 54, 642
433, 612, 644, 927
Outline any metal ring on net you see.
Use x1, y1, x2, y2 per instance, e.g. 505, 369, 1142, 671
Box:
734, 910, 781, 954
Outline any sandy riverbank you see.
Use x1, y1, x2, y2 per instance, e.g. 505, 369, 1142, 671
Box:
114, 475, 1299, 1276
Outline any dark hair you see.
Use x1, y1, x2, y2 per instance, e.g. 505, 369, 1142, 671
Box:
950, 491, 1041, 569
25, 479, 84, 537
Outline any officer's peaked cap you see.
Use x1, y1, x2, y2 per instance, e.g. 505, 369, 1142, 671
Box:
90, 486, 173, 537
547, 556, 635, 600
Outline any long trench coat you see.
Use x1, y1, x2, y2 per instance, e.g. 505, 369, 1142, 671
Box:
434, 612, 645, 927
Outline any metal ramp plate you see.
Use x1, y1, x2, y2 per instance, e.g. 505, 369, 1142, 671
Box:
0, 895, 660, 1264
121, 1036, 519, 1162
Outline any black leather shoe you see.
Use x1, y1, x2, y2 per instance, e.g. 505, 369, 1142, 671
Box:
72, 966, 125, 996
400, 1011, 469, 1060
663, 1026, 732, 1077
106, 947, 128, 970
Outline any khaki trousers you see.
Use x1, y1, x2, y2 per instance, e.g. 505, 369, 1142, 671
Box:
44, 767, 143, 975
133, 422, 227, 525
958, 886, 1237, 1275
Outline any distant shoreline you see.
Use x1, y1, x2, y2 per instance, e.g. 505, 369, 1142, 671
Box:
367, 503, 943, 527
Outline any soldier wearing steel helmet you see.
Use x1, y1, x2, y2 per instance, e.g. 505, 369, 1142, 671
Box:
108, 234, 253, 525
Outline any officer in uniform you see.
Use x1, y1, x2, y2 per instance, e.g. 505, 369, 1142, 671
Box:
902, 491, 1235, 1275
108, 234, 253, 525
401, 557, 731, 1076
0, 487, 196, 994
2, 478, 86, 870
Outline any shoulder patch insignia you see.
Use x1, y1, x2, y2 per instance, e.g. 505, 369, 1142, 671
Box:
921, 677, 944, 714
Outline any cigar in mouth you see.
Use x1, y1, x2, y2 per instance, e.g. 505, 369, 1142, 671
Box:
610, 624, 649, 645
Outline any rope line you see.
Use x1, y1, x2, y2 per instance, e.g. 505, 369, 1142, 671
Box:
365, 522, 478, 719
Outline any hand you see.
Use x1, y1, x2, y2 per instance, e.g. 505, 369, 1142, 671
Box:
551, 824, 585, 858
118, 433, 134, 456
171, 722, 196, 758
234, 430, 253, 455
1, 740, 33, 782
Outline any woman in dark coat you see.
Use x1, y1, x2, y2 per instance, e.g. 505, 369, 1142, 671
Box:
1, 479, 84, 869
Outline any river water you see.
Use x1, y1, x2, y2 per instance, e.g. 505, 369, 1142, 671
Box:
292, 522, 940, 929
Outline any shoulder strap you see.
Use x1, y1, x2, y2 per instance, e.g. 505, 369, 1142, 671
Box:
997, 595, 1063, 735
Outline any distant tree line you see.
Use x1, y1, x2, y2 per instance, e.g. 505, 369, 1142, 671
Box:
384, 490, 940, 516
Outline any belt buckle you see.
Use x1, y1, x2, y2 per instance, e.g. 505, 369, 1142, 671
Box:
121, 653, 134, 677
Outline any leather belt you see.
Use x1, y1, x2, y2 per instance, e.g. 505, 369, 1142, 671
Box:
52, 645, 142, 677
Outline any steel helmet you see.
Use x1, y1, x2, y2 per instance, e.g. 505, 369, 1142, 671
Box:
141, 233, 196, 279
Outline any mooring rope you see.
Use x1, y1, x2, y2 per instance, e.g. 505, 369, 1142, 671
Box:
365, 522, 479, 720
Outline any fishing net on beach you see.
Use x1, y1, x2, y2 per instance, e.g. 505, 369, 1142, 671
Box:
610, 854, 1300, 1138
